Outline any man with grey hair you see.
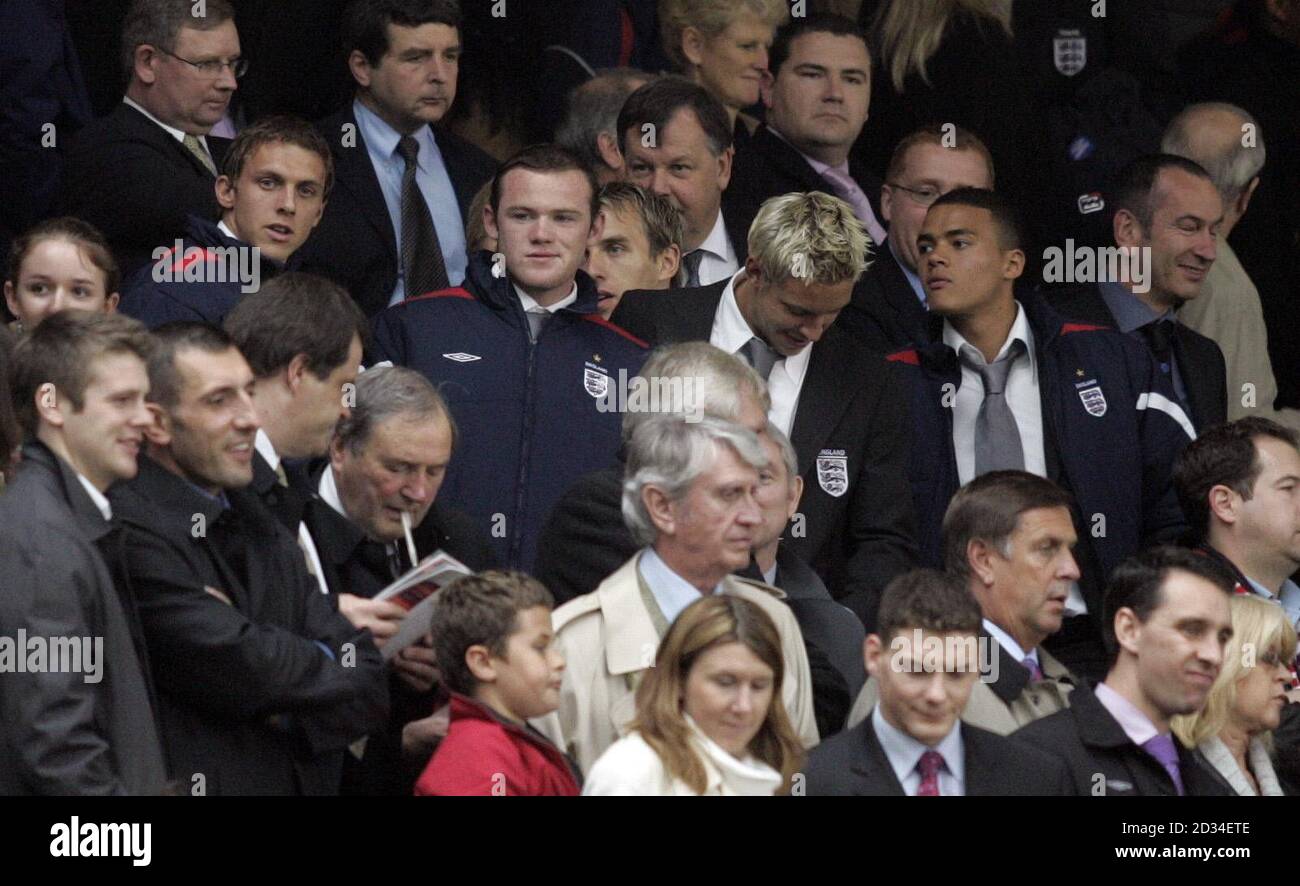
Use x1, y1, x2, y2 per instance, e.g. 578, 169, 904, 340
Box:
1161, 103, 1300, 429
59, 0, 241, 273
555, 69, 649, 184
612, 190, 918, 627
303, 364, 494, 794
538, 414, 818, 773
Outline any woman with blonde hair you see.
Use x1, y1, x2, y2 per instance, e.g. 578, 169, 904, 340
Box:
659, 0, 790, 145
583, 594, 804, 795
1173, 594, 1297, 796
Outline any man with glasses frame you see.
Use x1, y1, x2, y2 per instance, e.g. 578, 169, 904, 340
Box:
60, 0, 244, 275
838, 124, 997, 354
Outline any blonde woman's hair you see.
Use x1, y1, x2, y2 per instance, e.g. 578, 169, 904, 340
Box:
872, 0, 1013, 92
630, 594, 804, 793
1172, 594, 1298, 750
747, 191, 872, 287
659, 0, 791, 70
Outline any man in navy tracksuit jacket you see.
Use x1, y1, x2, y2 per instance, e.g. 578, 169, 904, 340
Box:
887, 188, 1193, 679
370, 249, 648, 571
118, 214, 284, 328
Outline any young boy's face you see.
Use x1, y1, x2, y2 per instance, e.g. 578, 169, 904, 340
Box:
490, 606, 565, 721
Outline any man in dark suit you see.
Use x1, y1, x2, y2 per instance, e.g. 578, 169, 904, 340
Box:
119, 116, 333, 328
1047, 154, 1228, 433
887, 187, 1194, 680
305, 364, 494, 794
837, 124, 996, 354
0, 313, 166, 795
723, 14, 885, 250
806, 569, 1072, 795
1015, 547, 1236, 796
612, 191, 917, 626
294, 0, 495, 317
58, 0, 240, 274
106, 322, 388, 795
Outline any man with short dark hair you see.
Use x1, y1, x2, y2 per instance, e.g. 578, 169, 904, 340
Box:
1015, 547, 1235, 796
618, 76, 744, 285
889, 187, 1193, 679
805, 568, 1072, 796
59, 0, 241, 273
724, 14, 886, 248
1050, 153, 1228, 433
106, 322, 388, 795
555, 69, 649, 184
371, 144, 648, 571
0, 312, 165, 795
296, 0, 495, 317
584, 182, 682, 320
120, 115, 333, 327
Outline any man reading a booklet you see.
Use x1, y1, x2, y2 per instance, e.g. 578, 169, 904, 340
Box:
304, 364, 495, 793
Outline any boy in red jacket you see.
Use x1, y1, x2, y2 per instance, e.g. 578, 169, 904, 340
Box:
415, 571, 581, 796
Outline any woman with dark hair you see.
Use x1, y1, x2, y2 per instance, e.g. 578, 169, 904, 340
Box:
583, 594, 804, 795
5, 216, 120, 335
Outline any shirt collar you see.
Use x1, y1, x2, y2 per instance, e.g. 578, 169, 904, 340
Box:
982, 618, 1035, 665
696, 209, 736, 264
122, 96, 203, 145
637, 546, 720, 624
1094, 681, 1161, 746
1244, 575, 1300, 625
515, 282, 578, 314
319, 464, 349, 520
254, 428, 280, 472
1098, 280, 1171, 334
942, 299, 1036, 367
887, 236, 927, 305
352, 98, 436, 169
75, 473, 113, 521
767, 124, 848, 178
871, 706, 965, 787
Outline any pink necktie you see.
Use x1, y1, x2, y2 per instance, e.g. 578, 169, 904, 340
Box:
916, 750, 944, 796
819, 165, 887, 245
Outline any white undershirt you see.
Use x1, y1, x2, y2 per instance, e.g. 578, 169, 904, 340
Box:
255, 429, 329, 595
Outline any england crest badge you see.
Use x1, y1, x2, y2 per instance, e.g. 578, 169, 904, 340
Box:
816, 449, 848, 498
1053, 30, 1086, 77
1078, 385, 1107, 417
583, 363, 610, 399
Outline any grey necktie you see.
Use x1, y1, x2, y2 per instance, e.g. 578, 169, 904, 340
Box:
961, 339, 1026, 476
527, 308, 551, 343
682, 250, 705, 288
396, 135, 449, 297
742, 336, 778, 381
183, 133, 217, 177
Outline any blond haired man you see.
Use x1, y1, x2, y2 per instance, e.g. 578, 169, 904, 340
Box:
611, 191, 919, 629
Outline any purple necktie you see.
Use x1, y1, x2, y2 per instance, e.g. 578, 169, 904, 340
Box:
818, 165, 887, 245
1022, 656, 1044, 682
916, 750, 944, 796
1141, 733, 1185, 795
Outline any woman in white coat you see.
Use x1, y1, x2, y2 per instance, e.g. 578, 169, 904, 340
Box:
583, 595, 804, 796
1173, 594, 1297, 796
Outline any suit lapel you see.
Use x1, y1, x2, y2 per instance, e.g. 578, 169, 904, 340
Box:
849, 718, 908, 796
790, 331, 858, 477
876, 247, 930, 344
666, 283, 724, 342
329, 108, 398, 253
118, 102, 219, 180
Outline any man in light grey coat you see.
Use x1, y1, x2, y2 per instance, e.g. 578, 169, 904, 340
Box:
0, 312, 167, 794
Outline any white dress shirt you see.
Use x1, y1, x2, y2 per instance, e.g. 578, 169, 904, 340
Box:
76, 474, 112, 521
709, 269, 812, 437
255, 429, 329, 595
982, 618, 1038, 670
637, 547, 720, 623
871, 706, 966, 796
692, 211, 740, 287
515, 282, 578, 314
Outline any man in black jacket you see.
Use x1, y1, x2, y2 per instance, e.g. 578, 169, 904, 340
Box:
304, 364, 495, 793
107, 322, 388, 795
805, 569, 1072, 795
0, 313, 166, 795
294, 0, 495, 316
611, 192, 917, 625
724, 14, 885, 250
1014, 547, 1235, 796
58, 0, 240, 274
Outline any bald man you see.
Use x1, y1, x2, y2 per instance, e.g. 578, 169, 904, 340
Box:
1161, 103, 1300, 430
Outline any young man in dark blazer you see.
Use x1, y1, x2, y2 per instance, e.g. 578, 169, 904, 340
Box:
58, 0, 240, 275
1047, 154, 1227, 433
0, 313, 166, 795
723, 14, 886, 253
295, 0, 495, 317
611, 191, 918, 628
1014, 547, 1235, 796
805, 569, 1072, 796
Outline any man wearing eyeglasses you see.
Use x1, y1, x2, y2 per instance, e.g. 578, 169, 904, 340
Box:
837, 124, 996, 354
59, 0, 243, 275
